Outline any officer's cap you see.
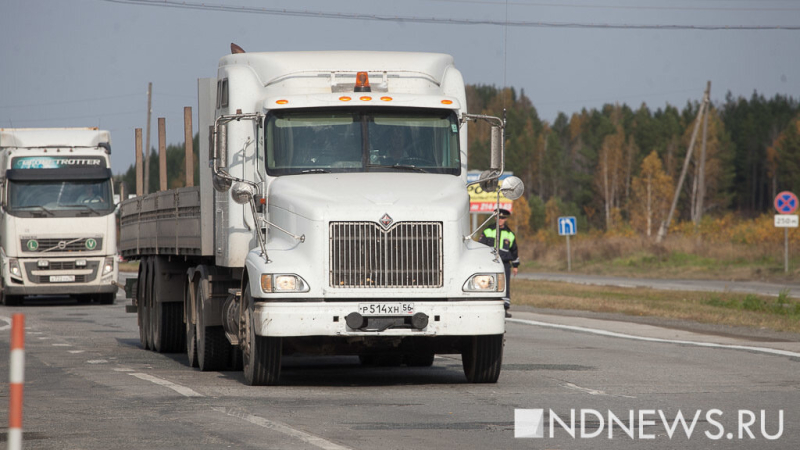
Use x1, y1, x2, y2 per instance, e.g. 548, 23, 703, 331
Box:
498, 208, 511, 219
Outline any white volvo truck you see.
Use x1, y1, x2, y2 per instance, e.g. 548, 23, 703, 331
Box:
120, 47, 523, 385
0, 128, 119, 305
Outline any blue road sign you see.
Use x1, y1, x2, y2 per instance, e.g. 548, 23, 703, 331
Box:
558, 216, 577, 236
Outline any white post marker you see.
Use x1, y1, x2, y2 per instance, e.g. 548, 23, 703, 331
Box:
9, 314, 25, 450
558, 217, 577, 272
774, 191, 798, 273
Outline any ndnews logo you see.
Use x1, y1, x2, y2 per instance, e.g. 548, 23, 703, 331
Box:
515, 408, 784, 441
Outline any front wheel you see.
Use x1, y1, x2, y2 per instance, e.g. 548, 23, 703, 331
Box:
242, 285, 281, 386
461, 334, 504, 383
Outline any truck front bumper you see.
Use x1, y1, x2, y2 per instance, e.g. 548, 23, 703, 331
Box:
3, 257, 118, 297
253, 300, 505, 337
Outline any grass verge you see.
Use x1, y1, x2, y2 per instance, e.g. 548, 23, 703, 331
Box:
513, 279, 800, 334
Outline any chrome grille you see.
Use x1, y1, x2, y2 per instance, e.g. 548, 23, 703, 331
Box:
329, 221, 443, 288
21, 238, 103, 253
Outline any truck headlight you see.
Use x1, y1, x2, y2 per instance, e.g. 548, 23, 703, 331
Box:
8, 259, 22, 278
102, 257, 115, 276
260, 274, 309, 293
463, 273, 505, 292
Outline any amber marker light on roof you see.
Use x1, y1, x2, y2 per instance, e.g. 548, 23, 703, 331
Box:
354, 71, 371, 92
339, 96, 352, 102
360, 96, 372, 101
381, 96, 393, 102
441, 99, 453, 105
276, 99, 289, 105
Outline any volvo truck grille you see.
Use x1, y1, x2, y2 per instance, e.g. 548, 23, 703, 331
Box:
21, 238, 103, 253
329, 221, 443, 288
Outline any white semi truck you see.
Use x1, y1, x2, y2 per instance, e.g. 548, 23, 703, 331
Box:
120, 47, 523, 385
0, 128, 119, 306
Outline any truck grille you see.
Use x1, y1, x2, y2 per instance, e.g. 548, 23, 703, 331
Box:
329, 221, 442, 288
21, 238, 103, 253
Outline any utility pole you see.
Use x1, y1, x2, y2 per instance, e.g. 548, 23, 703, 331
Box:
656, 82, 710, 243
144, 82, 152, 195
694, 81, 711, 232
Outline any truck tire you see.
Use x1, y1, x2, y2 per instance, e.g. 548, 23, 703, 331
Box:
185, 281, 199, 368
153, 301, 184, 353
242, 285, 281, 386
196, 278, 229, 371
461, 334, 503, 383
137, 259, 151, 350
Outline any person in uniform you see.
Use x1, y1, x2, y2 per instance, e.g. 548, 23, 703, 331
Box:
479, 208, 519, 318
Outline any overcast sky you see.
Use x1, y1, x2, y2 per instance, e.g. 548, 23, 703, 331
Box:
2, 0, 798, 175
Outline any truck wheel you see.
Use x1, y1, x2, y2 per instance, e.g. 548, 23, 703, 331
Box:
461, 334, 503, 383
196, 278, 229, 371
404, 353, 435, 367
153, 302, 184, 353
137, 259, 151, 350
186, 281, 198, 368
242, 285, 281, 386
98, 293, 116, 305
2, 295, 22, 306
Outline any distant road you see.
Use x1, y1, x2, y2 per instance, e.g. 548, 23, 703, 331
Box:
516, 272, 800, 297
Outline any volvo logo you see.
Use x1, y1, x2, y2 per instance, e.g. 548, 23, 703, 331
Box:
58, 241, 67, 250
379, 213, 393, 229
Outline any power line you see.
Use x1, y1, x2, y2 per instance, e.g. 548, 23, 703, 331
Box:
100, 0, 800, 30
0, 93, 143, 110
429, 0, 800, 13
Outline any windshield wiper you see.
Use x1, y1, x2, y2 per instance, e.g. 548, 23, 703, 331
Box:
366, 163, 427, 173
62, 204, 103, 216
18, 205, 55, 216
301, 169, 331, 174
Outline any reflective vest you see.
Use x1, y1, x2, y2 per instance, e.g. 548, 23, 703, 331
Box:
482, 227, 516, 252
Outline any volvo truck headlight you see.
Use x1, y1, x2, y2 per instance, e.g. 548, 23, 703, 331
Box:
260, 274, 309, 293
102, 257, 115, 276
8, 259, 22, 278
463, 273, 505, 292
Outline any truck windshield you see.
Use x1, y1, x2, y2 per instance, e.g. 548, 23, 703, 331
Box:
7, 179, 114, 217
265, 108, 461, 176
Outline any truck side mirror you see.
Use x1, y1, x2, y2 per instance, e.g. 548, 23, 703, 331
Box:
499, 176, 524, 200
490, 125, 502, 172
478, 170, 498, 192
216, 123, 228, 170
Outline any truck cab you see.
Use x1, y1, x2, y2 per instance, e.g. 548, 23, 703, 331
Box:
0, 128, 118, 305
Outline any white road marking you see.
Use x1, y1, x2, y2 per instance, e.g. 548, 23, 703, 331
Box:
87, 360, 108, 364
68, 350, 85, 354
113, 368, 135, 372
509, 318, 800, 358
213, 407, 353, 450
129, 373, 204, 398
0, 316, 11, 331
52, 343, 72, 347
562, 382, 636, 399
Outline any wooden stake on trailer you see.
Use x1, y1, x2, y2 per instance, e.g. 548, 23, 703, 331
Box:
135, 128, 143, 196
184, 107, 194, 187
144, 82, 152, 195
159, 117, 167, 192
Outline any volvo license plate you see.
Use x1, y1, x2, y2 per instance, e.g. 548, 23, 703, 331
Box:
358, 303, 415, 316
50, 275, 75, 283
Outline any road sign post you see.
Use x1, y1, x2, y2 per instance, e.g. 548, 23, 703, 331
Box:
558, 217, 577, 272
774, 191, 798, 273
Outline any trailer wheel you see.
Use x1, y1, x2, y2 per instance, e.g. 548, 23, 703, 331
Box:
196, 278, 230, 371
137, 258, 151, 350
153, 301, 184, 353
461, 334, 503, 383
185, 280, 198, 368
242, 285, 281, 386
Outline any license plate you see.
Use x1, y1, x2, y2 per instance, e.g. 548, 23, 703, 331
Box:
358, 302, 415, 316
50, 275, 75, 283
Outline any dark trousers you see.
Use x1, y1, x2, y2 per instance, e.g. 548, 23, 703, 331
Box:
503, 263, 511, 310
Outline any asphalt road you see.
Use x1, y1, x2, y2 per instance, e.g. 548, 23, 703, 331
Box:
0, 278, 798, 449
